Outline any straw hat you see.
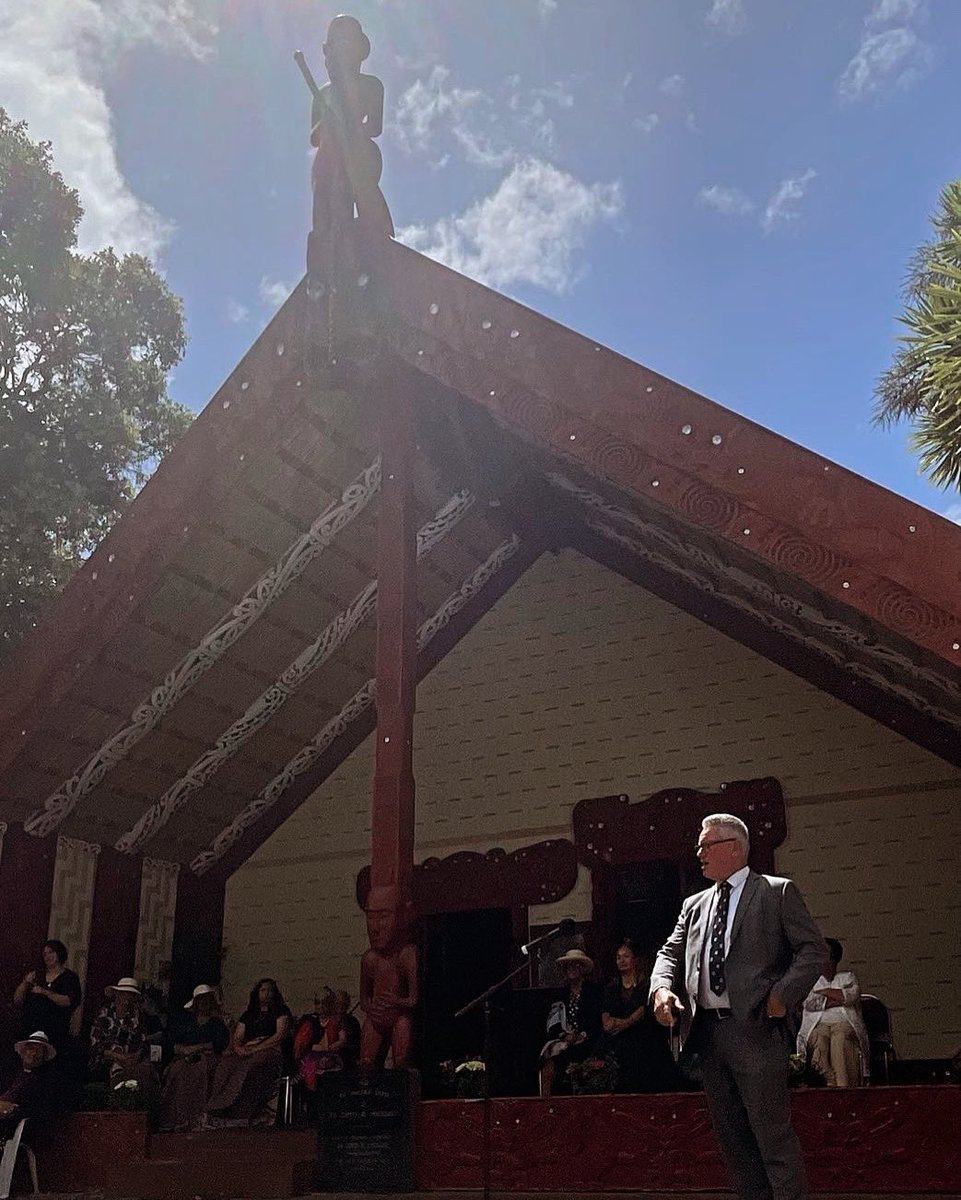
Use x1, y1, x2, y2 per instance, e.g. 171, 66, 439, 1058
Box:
107, 976, 142, 997
556, 948, 594, 973
14, 1030, 57, 1062
184, 983, 219, 1009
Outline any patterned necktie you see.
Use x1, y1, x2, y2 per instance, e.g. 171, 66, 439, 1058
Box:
709, 880, 732, 995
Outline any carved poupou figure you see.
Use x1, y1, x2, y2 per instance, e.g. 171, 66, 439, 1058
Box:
295, 14, 393, 297
359, 884, 417, 1069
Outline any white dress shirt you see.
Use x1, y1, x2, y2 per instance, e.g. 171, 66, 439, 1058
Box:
697, 865, 751, 1009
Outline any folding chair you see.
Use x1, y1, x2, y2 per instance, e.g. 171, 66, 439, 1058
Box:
0, 1118, 39, 1199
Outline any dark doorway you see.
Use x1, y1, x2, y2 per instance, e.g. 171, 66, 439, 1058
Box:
419, 907, 514, 1092
614, 859, 681, 964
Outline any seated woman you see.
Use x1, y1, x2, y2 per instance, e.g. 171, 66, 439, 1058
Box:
336, 990, 361, 1070
293, 987, 349, 1091
601, 939, 679, 1093
158, 984, 229, 1131
538, 949, 602, 1099
797, 938, 869, 1087
0, 1031, 58, 1138
206, 978, 291, 1126
12, 939, 82, 1055
89, 977, 158, 1095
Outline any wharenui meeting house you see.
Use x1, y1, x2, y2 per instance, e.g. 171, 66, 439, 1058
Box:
1, 33, 960, 1193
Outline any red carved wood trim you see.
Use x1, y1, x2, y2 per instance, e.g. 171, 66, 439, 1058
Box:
417, 1089, 961, 1193
573, 777, 786, 874
357, 838, 578, 916
365, 234, 961, 669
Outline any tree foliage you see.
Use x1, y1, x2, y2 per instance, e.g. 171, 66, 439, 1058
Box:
874, 180, 961, 491
0, 109, 192, 653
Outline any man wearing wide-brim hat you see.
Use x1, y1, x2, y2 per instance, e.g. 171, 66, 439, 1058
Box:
0, 1031, 57, 1135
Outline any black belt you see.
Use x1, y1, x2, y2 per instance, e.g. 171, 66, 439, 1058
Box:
698, 1007, 733, 1020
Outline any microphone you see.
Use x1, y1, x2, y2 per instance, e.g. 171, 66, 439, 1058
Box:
520, 919, 574, 956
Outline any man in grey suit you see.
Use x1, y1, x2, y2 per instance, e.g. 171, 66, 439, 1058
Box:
651, 814, 825, 1200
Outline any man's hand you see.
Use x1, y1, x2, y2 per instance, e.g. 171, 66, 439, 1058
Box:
766, 990, 787, 1018
653, 987, 683, 1027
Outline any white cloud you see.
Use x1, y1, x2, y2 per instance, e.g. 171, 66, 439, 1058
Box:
538, 0, 558, 17
866, 0, 924, 28
392, 65, 482, 155
706, 0, 747, 36
659, 74, 685, 97
942, 503, 961, 525
259, 276, 293, 308
532, 82, 574, 110
698, 184, 754, 217
838, 1, 931, 102
761, 169, 817, 233
452, 124, 514, 168
397, 158, 623, 295
395, 65, 579, 169
632, 113, 660, 136
226, 299, 250, 325
0, 0, 216, 259
838, 28, 931, 101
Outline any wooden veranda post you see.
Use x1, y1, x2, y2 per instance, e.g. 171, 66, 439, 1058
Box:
358, 369, 420, 1068
370, 378, 417, 899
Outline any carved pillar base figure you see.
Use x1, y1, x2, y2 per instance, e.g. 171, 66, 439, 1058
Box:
359, 884, 418, 1069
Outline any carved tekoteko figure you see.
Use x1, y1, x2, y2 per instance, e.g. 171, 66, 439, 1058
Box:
359, 884, 418, 1068
295, 14, 394, 302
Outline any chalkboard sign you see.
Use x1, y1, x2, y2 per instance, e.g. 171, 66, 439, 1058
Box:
315, 1069, 419, 1193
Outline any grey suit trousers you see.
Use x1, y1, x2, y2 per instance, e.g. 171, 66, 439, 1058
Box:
693, 1012, 805, 1200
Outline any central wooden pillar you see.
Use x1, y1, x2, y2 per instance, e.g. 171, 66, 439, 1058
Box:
370, 370, 418, 900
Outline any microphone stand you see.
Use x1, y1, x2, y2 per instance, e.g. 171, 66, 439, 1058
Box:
455, 956, 543, 1200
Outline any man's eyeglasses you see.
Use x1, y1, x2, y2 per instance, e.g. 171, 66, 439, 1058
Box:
696, 837, 737, 853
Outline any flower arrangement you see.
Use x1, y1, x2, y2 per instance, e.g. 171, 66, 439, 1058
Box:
788, 1051, 827, 1087
437, 1058, 487, 1099
566, 1053, 619, 1095
454, 1059, 486, 1099
109, 1078, 151, 1110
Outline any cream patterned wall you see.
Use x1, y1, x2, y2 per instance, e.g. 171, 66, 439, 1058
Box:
134, 858, 180, 986
224, 550, 961, 1056
47, 836, 101, 993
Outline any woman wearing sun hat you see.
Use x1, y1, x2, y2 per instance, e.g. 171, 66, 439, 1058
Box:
538, 948, 602, 1098
157, 984, 229, 1131
88, 977, 157, 1096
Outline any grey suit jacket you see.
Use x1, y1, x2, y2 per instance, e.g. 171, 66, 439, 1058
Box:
650, 870, 825, 1023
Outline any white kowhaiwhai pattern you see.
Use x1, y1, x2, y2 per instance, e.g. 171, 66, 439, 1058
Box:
117, 490, 475, 855
190, 533, 522, 875
24, 459, 383, 839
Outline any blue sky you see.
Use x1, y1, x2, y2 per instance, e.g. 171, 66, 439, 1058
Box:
3, 0, 961, 520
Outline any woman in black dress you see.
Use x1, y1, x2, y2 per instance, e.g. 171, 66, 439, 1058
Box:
206, 978, 292, 1125
601, 939, 679, 1092
12, 939, 82, 1053
538, 949, 602, 1098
